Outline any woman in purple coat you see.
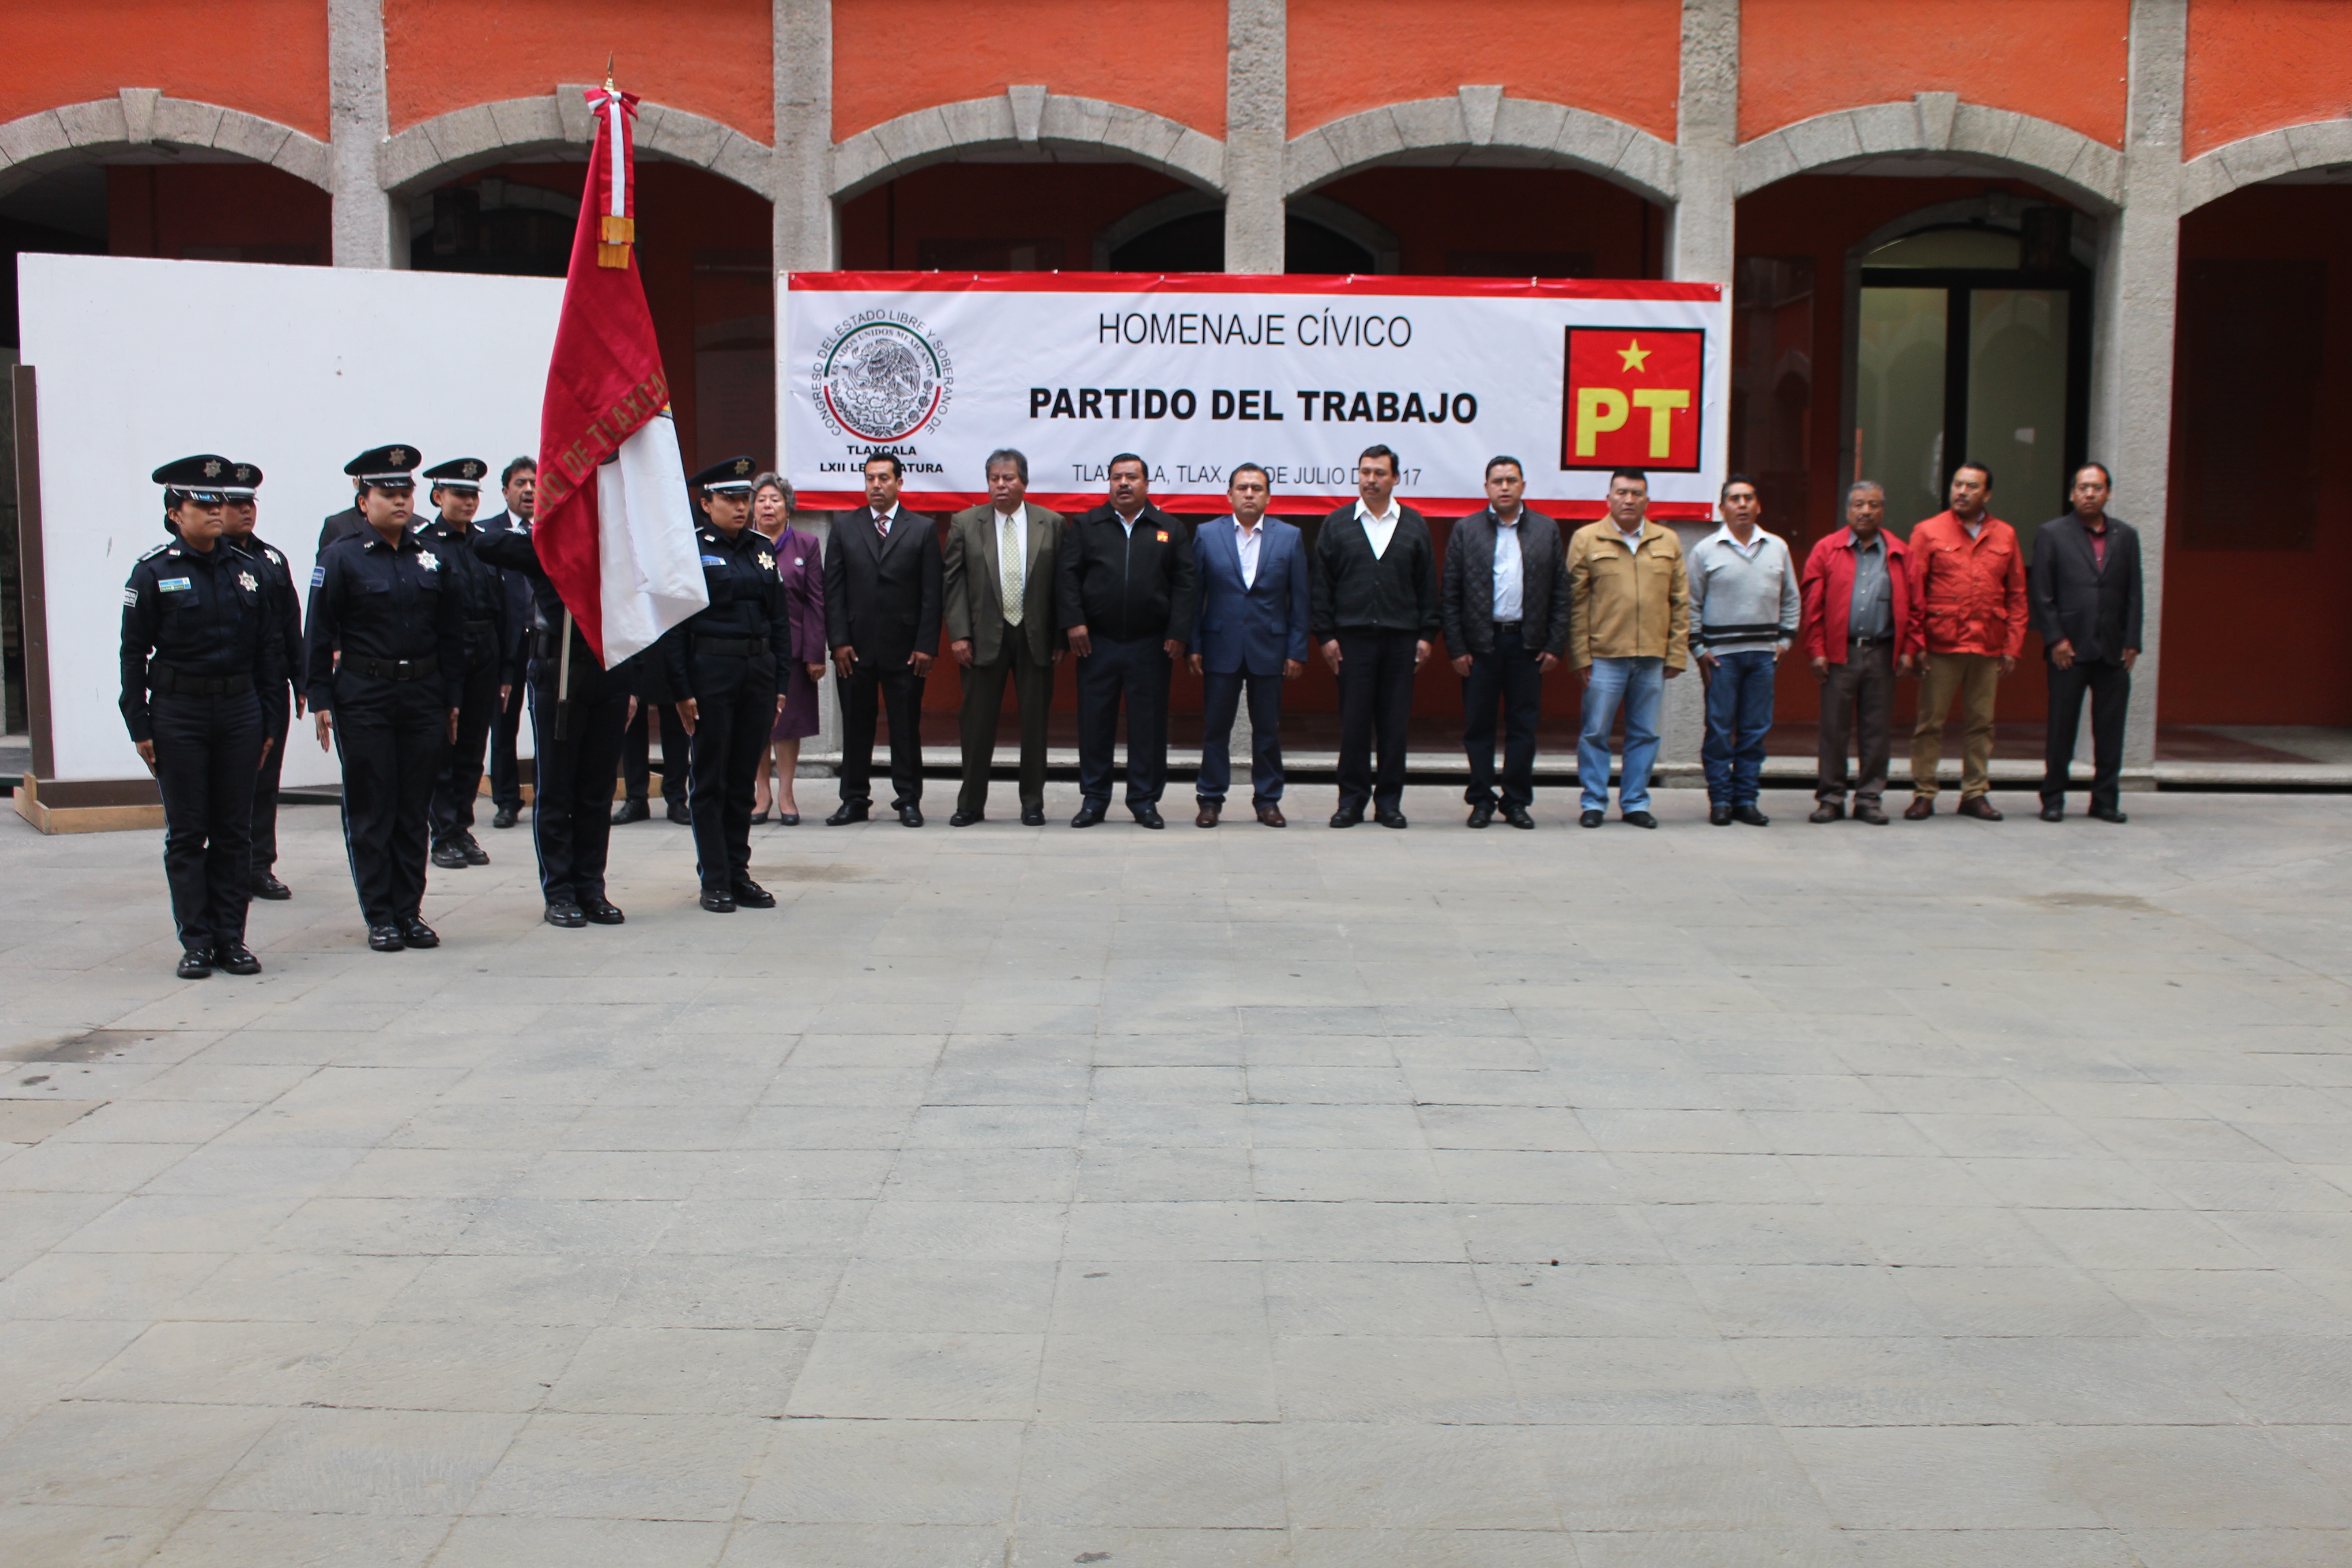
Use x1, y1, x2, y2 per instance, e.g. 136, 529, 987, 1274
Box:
750, 474, 829, 823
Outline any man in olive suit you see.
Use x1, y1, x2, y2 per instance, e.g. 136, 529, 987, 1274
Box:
944, 449, 1064, 826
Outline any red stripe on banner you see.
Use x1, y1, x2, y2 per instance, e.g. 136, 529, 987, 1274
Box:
793, 491, 1719, 523
786, 271, 1723, 302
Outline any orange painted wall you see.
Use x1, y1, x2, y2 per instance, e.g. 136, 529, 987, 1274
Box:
0, 0, 329, 140
830, 0, 1226, 142
2183, 0, 2352, 159
1739, 0, 2129, 148
385, 0, 771, 140
1288, 0, 1678, 141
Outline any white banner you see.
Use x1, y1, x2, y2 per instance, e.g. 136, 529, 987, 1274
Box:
781, 272, 1727, 520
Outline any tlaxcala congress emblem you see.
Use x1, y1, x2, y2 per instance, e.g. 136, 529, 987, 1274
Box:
1560, 326, 1704, 474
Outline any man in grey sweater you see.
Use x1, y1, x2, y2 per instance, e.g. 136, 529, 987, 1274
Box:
1688, 474, 1801, 826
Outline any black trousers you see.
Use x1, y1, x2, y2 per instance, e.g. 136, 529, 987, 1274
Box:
623, 700, 687, 803
1462, 635, 1543, 808
839, 660, 926, 809
331, 675, 448, 926
2043, 657, 2130, 810
687, 655, 776, 891
429, 657, 502, 849
249, 683, 289, 874
488, 676, 525, 812
1076, 634, 1171, 808
1197, 668, 1284, 807
152, 690, 263, 951
525, 658, 631, 906
1817, 640, 1895, 806
958, 627, 1054, 816
1336, 627, 1418, 811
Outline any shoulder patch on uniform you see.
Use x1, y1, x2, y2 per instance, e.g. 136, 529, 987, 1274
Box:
310, 566, 327, 587
138, 541, 172, 560
122, 586, 140, 607
266, 549, 282, 566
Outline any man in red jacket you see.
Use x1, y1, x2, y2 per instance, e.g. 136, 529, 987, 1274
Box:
1799, 480, 1921, 824
1904, 463, 2025, 820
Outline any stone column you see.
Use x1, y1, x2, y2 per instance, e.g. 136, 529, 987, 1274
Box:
1661, 0, 1739, 777
776, 0, 841, 763
1224, 0, 1286, 274
2091, 0, 2185, 776
327, 0, 399, 267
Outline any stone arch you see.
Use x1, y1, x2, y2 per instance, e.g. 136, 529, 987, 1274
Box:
376, 89, 772, 198
830, 90, 1226, 202
1284, 91, 1679, 206
2180, 120, 2352, 215
0, 91, 331, 200
1734, 95, 2123, 215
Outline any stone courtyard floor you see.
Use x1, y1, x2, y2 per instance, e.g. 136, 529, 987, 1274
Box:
2, 783, 2349, 1566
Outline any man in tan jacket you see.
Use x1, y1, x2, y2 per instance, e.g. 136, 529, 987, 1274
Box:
1566, 469, 1690, 828
944, 449, 1064, 826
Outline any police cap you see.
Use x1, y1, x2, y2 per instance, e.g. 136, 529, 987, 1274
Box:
423, 457, 489, 492
152, 454, 235, 502
219, 459, 264, 500
689, 455, 760, 495
344, 444, 421, 489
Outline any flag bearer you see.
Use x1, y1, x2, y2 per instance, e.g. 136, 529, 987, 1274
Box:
416, 457, 513, 872
306, 445, 464, 953
218, 460, 304, 901
120, 455, 286, 978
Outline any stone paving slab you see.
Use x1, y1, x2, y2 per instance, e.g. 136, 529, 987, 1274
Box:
1, 785, 2349, 1564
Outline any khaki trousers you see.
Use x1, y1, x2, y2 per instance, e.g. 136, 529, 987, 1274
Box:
1911, 651, 2000, 801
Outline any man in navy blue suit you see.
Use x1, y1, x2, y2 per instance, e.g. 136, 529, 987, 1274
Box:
1190, 464, 1312, 827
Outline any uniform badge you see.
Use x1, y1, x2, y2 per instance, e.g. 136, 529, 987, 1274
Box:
265, 550, 282, 566
122, 587, 140, 607
389, 448, 409, 466
238, 571, 258, 592
202, 458, 223, 478
417, 551, 441, 571
758, 552, 774, 572
310, 566, 327, 587
159, 576, 193, 592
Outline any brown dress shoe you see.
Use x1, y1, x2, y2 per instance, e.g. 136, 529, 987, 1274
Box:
1852, 802, 1890, 825
1903, 797, 1935, 820
1957, 796, 2004, 821
1195, 802, 1221, 828
1808, 802, 1844, 823
1256, 804, 1286, 827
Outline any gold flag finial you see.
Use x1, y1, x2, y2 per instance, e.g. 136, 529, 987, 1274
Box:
604, 52, 615, 93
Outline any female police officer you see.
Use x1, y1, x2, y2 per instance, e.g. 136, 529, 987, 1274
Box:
120, 455, 287, 978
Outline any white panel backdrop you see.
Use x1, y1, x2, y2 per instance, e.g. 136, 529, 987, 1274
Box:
19, 253, 562, 783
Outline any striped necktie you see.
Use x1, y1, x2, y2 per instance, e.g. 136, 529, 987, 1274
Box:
1000, 510, 1024, 627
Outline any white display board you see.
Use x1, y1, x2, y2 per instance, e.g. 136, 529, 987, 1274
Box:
19, 253, 562, 783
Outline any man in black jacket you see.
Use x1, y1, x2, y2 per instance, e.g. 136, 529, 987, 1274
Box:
475, 458, 537, 830
825, 453, 944, 827
2031, 463, 2143, 823
1312, 444, 1439, 828
1057, 454, 1198, 828
1441, 456, 1571, 829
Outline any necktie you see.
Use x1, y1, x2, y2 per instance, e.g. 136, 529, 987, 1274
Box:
1000, 511, 1024, 627
875, 511, 890, 540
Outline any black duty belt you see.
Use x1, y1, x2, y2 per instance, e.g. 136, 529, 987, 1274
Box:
693, 636, 768, 657
343, 655, 440, 681
149, 664, 252, 697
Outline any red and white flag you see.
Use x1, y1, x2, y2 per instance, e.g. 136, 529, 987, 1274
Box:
534, 86, 706, 666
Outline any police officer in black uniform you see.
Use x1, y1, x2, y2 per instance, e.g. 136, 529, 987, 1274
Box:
120, 455, 287, 978
473, 502, 637, 928
306, 445, 464, 952
218, 460, 303, 902
416, 458, 512, 871
661, 456, 793, 913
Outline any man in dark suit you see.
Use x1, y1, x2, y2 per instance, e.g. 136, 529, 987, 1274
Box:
825, 453, 943, 826
1312, 444, 1439, 829
945, 448, 1063, 827
474, 457, 538, 829
317, 474, 370, 553
1057, 453, 1198, 829
2031, 462, 2143, 823
1190, 463, 1311, 828
1441, 455, 1571, 829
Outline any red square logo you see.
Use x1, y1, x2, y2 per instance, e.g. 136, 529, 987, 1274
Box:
1561, 326, 1705, 473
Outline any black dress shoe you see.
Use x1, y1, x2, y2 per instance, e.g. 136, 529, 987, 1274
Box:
1071, 802, 1107, 828
1710, 803, 1735, 826
398, 917, 440, 949
1505, 805, 1535, 830
1132, 805, 1166, 830
732, 879, 777, 909
176, 949, 214, 979
581, 896, 626, 925
2040, 804, 2065, 823
777, 813, 802, 826
898, 803, 925, 828
666, 800, 693, 825
460, 834, 490, 866
1022, 807, 1046, 826
368, 925, 405, 952
252, 872, 292, 900
1622, 811, 1659, 829
1329, 804, 1365, 828
2089, 804, 2129, 824
1375, 808, 1408, 829
491, 806, 520, 829
1467, 803, 1494, 829
1808, 802, 1844, 823
749, 810, 770, 826
1732, 804, 1770, 827
700, 887, 737, 913
431, 843, 470, 869
1854, 803, 1890, 825
949, 809, 983, 827
827, 802, 870, 826
1580, 809, 1605, 828
612, 798, 651, 825
544, 902, 587, 929
212, 943, 261, 976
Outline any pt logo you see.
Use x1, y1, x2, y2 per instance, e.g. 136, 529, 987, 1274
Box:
1561, 327, 1704, 473
812, 310, 955, 442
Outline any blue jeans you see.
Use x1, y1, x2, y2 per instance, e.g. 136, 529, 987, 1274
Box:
1578, 656, 1665, 813
1701, 650, 1777, 806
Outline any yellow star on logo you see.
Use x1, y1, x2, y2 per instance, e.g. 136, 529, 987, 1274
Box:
1617, 339, 1652, 374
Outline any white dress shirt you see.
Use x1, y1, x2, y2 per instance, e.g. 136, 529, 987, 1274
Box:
1113, 505, 1144, 537
1491, 510, 1522, 621
871, 502, 900, 534
1354, 497, 1399, 560
1614, 519, 1647, 551
1232, 516, 1262, 589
